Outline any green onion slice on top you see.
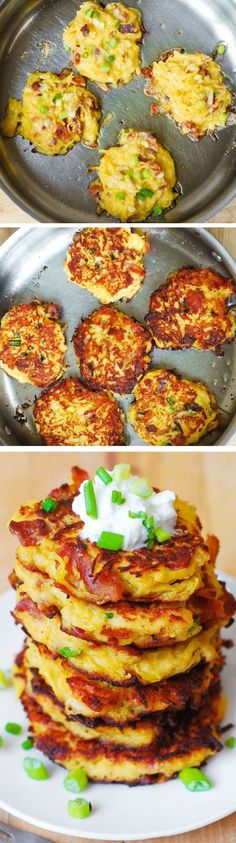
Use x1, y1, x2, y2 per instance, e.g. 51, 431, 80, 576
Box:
112, 490, 126, 505
96, 467, 112, 484
84, 480, 98, 519
41, 496, 58, 513
113, 464, 130, 482
97, 531, 124, 551
225, 737, 236, 748
21, 738, 33, 750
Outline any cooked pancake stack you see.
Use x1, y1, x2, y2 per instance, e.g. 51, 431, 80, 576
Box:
10, 467, 235, 784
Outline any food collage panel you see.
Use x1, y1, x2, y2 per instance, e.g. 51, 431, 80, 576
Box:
0, 1, 235, 843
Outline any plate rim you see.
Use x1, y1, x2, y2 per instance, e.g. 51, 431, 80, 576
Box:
0, 573, 236, 840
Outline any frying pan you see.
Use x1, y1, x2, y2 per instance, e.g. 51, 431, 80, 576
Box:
0, 224, 235, 446
0, 0, 235, 223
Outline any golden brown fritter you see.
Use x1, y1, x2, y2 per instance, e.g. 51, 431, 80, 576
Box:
65, 227, 147, 303
17, 677, 223, 782
9, 470, 211, 604
33, 376, 125, 445
143, 50, 232, 140
14, 648, 223, 754
146, 267, 236, 352
13, 596, 219, 685
0, 301, 66, 387
0, 70, 101, 155
128, 369, 218, 446
13, 554, 235, 650
18, 639, 223, 724
63, 1, 142, 91
89, 129, 177, 221
73, 305, 152, 394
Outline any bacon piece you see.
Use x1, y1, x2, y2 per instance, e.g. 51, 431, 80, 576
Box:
9, 518, 48, 546
61, 541, 123, 603
80, 24, 89, 35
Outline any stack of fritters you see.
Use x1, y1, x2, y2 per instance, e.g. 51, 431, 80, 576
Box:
10, 467, 235, 784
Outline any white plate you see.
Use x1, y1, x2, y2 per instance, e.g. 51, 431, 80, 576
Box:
0, 580, 236, 840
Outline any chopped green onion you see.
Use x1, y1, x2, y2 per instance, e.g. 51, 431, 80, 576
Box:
107, 54, 115, 62
188, 623, 199, 635
64, 768, 88, 793
90, 9, 100, 18
125, 170, 133, 180
21, 738, 33, 750
84, 480, 98, 519
137, 188, 154, 199
53, 92, 63, 102
115, 21, 121, 29
5, 722, 22, 735
128, 510, 145, 519
96, 467, 112, 485
104, 611, 114, 619
0, 737, 3, 747
39, 105, 48, 114
68, 797, 91, 819
58, 647, 82, 659
105, 37, 117, 48
131, 154, 139, 165
128, 477, 153, 498
141, 168, 152, 179
113, 464, 130, 482
9, 339, 21, 347
216, 43, 227, 55
41, 496, 58, 513
97, 531, 124, 551
115, 191, 126, 199
155, 527, 170, 543
166, 396, 178, 410
112, 490, 126, 505
103, 61, 111, 70
0, 669, 10, 689
179, 767, 212, 791
225, 737, 236, 748
23, 757, 49, 780
153, 205, 163, 216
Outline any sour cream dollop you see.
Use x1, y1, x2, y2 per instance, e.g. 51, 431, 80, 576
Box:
72, 469, 176, 551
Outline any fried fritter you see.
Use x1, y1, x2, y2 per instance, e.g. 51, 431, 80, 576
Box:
13, 596, 219, 685
146, 267, 236, 352
14, 650, 223, 755
65, 227, 147, 303
0, 70, 101, 155
0, 301, 66, 387
89, 129, 176, 221
18, 679, 223, 782
17, 640, 223, 723
73, 305, 152, 394
143, 50, 232, 140
13, 555, 235, 649
10, 488, 210, 603
128, 370, 218, 446
63, 1, 142, 90
33, 376, 125, 445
